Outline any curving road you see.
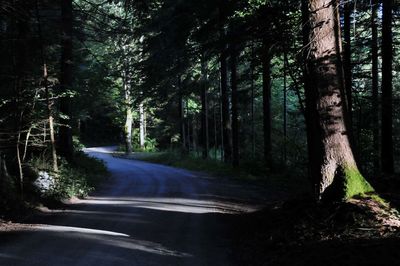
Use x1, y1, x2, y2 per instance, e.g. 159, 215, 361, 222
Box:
0, 147, 279, 266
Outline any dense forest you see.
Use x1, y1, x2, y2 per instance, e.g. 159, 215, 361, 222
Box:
1, 0, 400, 265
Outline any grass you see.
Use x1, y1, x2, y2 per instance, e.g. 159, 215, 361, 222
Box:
115, 150, 311, 195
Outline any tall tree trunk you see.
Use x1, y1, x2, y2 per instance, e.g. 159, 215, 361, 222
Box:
139, 103, 145, 150
35, 1, 58, 173
59, 0, 73, 161
201, 54, 209, 159
283, 51, 288, 165
371, 0, 379, 174
305, 0, 373, 200
343, 1, 353, 125
381, 0, 394, 174
178, 77, 187, 154
220, 32, 232, 163
124, 76, 133, 155
251, 43, 256, 157
213, 103, 218, 160
262, 39, 272, 168
230, 42, 239, 167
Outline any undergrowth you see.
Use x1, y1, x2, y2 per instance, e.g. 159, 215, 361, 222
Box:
29, 151, 108, 200
117, 150, 310, 194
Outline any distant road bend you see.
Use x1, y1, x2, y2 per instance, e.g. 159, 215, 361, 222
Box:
0, 146, 276, 266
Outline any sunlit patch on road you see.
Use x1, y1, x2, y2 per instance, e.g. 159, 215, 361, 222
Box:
74, 196, 261, 214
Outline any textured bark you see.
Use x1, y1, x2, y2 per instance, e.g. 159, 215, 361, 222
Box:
371, 0, 379, 173
305, 0, 373, 200
200, 55, 209, 159
230, 43, 239, 167
59, 0, 74, 161
262, 40, 272, 168
381, 0, 394, 174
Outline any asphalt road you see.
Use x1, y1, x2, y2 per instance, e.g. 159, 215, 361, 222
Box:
0, 147, 277, 266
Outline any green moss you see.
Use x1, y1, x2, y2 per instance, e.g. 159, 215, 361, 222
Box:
344, 166, 374, 200
368, 193, 390, 208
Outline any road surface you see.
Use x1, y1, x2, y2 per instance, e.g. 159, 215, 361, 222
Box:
0, 147, 279, 266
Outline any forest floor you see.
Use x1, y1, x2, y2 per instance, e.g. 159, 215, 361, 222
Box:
1, 148, 400, 265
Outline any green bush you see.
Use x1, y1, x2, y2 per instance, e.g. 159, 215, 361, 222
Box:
28, 152, 108, 200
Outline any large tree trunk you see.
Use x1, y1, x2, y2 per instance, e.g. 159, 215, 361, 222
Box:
200, 54, 209, 159
59, 0, 74, 161
381, 0, 394, 174
305, 0, 373, 200
230, 42, 239, 167
262, 39, 272, 168
371, 0, 379, 173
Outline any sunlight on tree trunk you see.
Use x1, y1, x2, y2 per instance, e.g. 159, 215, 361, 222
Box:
139, 103, 145, 150
305, 0, 374, 200
124, 76, 133, 155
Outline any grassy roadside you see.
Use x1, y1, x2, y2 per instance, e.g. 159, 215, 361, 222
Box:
0, 151, 109, 220
114, 151, 311, 195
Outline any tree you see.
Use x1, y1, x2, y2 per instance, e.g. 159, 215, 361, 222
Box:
342, 1, 353, 125
230, 40, 239, 167
304, 0, 373, 200
381, 0, 394, 174
59, 0, 74, 161
371, 0, 379, 173
262, 39, 272, 168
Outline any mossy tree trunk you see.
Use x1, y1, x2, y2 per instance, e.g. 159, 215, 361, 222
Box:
304, 0, 373, 200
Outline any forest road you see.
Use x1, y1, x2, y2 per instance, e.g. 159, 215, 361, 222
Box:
0, 146, 282, 266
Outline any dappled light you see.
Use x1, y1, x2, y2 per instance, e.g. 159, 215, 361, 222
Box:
75, 196, 260, 214
1, 0, 400, 265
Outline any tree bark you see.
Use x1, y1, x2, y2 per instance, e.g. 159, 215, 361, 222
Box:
304, 0, 373, 200
230, 42, 239, 167
371, 0, 379, 173
381, 0, 394, 174
59, 0, 74, 161
262, 39, 272, 168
